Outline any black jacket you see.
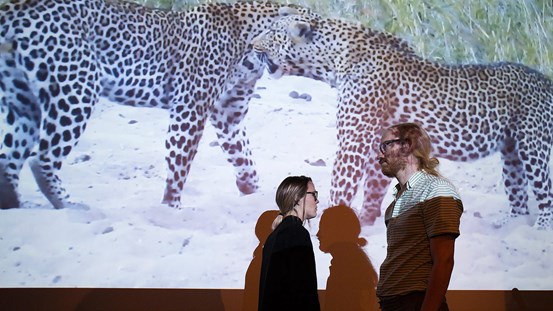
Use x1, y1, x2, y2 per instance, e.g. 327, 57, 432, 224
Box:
258, 216, 320, 311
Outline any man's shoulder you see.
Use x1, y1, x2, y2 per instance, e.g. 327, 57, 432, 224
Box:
416, 171, 461, 201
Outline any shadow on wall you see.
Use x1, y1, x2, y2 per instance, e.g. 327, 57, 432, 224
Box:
317, 205, 379, 311
314, 206, 553, 311
242, 206, 380, 311
242, 210, 279, 311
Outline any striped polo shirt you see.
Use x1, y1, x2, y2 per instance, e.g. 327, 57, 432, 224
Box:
376, 170, 463, 298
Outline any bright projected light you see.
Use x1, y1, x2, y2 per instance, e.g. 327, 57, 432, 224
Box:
1, 0, 552, 291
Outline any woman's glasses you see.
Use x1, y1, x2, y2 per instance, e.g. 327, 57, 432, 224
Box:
306, 191, 318, 201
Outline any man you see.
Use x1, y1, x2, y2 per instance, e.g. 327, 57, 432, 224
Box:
376, 123, 463, 311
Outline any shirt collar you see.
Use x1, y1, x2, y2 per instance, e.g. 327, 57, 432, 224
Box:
392, 170, 425, 198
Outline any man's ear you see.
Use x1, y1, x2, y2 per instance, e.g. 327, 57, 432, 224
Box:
399, 140, 413, 155
288, 21, 313, 44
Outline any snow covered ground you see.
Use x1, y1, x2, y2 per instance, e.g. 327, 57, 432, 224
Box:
1, 74, 552, 290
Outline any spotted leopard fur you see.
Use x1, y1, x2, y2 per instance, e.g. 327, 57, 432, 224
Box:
0, 0, 308, 209
252, 14, 553, 229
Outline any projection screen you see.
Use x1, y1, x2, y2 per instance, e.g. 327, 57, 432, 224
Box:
1, 0, 552, 291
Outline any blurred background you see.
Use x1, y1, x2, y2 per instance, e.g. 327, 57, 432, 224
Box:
129, 0, 553, 78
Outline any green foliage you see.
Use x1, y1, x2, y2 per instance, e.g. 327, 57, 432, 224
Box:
133, 0, 551, 77
288, 0, 552, 77
2, 0, 551, 77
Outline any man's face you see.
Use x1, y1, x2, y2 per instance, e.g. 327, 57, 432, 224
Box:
378, 130, 406, 178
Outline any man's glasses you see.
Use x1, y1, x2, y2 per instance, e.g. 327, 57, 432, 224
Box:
306, 191, 318, 201
379, 139, 402, 154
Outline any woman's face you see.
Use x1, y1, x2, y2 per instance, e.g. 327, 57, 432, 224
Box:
299, 181, 319, 220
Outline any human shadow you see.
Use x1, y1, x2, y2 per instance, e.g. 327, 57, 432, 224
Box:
317, 205, 379, 311
242, 210, 279, 311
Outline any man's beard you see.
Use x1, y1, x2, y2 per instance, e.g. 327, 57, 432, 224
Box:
380, 154, 407, 178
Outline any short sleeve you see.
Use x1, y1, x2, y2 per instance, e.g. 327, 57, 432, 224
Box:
421, 196, 463, 238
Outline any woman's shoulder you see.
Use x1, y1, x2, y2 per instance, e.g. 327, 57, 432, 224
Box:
278, 216, 307, 232
274, 217, 312, 247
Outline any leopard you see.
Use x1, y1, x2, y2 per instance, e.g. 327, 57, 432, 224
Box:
0, 0, 310, 210
251, 13, 553, 229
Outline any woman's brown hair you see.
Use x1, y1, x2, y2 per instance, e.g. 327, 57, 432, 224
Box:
272, 175, 312, 229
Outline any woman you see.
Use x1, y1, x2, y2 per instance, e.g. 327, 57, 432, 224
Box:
258, 176, 320, 311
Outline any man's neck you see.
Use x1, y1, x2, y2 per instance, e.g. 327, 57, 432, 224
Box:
395, 165, 419, 192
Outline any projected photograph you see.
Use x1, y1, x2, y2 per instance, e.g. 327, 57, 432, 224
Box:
1, 0, 552, 292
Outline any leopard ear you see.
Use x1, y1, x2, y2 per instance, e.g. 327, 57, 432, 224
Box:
278, 6, 299, 16
288, 21, 313, 43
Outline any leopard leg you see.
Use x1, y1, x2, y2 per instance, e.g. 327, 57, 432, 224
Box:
329, 127, 370, 222
360, 155, 390, 225
534, 209, 553, 230
162, 100, 209, 209
208, 52, 262, 195
330, 86, 388, 226
524, 140, 552, 230
0, 48, 41, 208
494, 137, 529, 228
329, 141, 363, 208
29, 90, 96, 210
27, 43, 97, 209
